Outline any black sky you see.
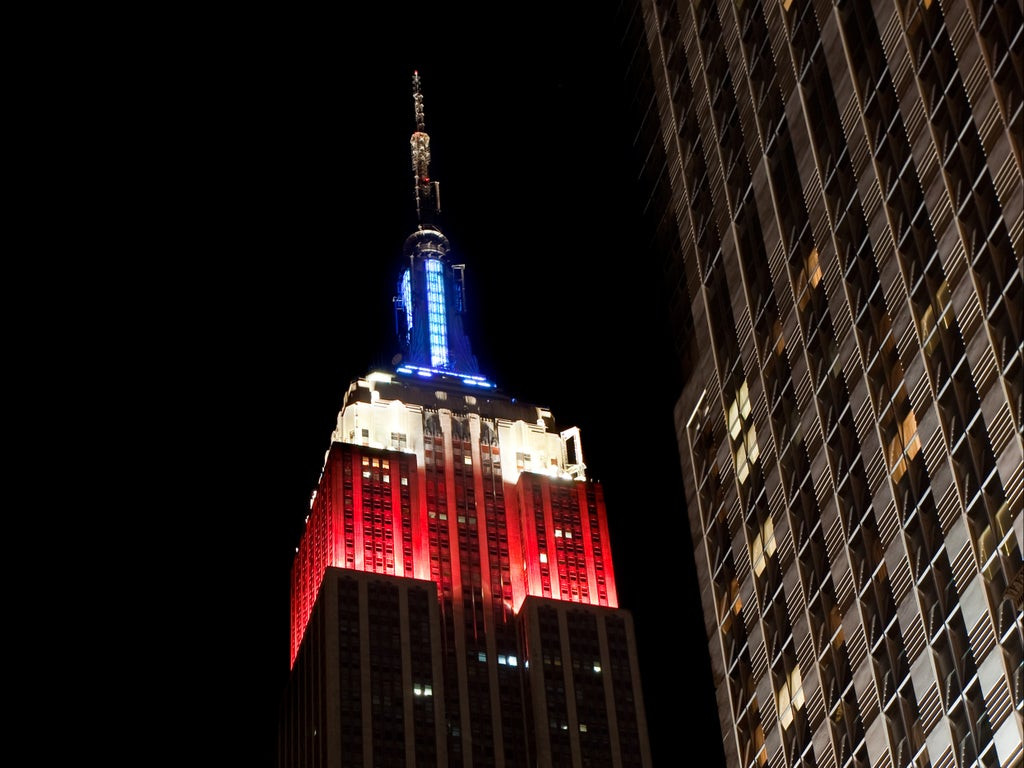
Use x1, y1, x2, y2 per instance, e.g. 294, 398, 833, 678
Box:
171, 5, 727, 765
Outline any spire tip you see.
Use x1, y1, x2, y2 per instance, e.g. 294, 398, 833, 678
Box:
410, 72, 437, 226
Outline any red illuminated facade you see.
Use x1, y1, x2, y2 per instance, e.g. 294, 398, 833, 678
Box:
289, 395, 620, 667
516, 473, 617, 609
290, 444, 421, 665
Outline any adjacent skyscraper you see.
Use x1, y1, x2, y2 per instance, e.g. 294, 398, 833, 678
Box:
279, 74, 652, 767
624, 1, 1022, 767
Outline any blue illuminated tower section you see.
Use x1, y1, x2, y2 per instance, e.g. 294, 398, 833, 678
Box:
394, 72, 489, 388
425, 260, 447, 368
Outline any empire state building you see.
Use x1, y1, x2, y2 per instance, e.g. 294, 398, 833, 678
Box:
279, 74, 653, 768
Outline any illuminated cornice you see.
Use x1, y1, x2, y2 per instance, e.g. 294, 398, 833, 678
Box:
395, 363, 494, 388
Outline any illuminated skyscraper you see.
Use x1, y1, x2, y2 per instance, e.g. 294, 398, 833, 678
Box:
622, 1, 1022, 767
278, 74, 652, 767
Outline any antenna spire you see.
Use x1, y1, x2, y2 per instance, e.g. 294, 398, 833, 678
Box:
412, 70, 425, 132
410, 71, 439, 228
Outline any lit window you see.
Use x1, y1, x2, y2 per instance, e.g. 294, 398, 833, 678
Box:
592, 663, 601, 673
401, 477, 409, 486
796, 248, 822, 311
727, 381, 751, 440
806, 248, 821, 288
828, 605, 845, 649
425, 259, 449, 368
362, 470, 371, 479
887, 407, 921, 484
478, 651, 487, 663
498, 655, 507, 665
777, 665, 805, 730
979, 504, 1017, 582
507, 655, 518, 667
720, 577, 743, 633
464, 455, 472, 465
540, 552, 548, 564
918, 279, 953, 356
749, 722, 767, 767
751, 518, 776, 577
735, 424, 760, 484
554, 529, 563, 538
579, 723, 588, 733
772, 319, 785, 356
565, 531, 572, 539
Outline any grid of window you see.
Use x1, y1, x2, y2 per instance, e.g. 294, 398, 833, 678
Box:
533, 483, 552, 597
342, 457, 356, 571
638, 0, 1023, 767
538, 607, 573, 763
368, 584, 406, 764
290, 445, 417, 664
280, 589, 329, 768
361, 455, 396, 574
518, 473, 617, 607
338, 579, 363, 765
607, 614, 644, 767
585, 485, 612, 605
448, 423, 495, 766
568, 610, 612, 763
519, 599, 648, 766
481, 433, 513, 617
550, 484, 590, 602
409, 588, 439, 767
290, 457, 335, 665
424, 424, 451, 597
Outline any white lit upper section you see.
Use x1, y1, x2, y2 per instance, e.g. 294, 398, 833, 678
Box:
331, 372, 426, 456
328, 371, 586, 484
496, 419, 586, 484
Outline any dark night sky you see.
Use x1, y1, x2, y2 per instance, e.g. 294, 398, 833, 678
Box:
165, 5, 726, 765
